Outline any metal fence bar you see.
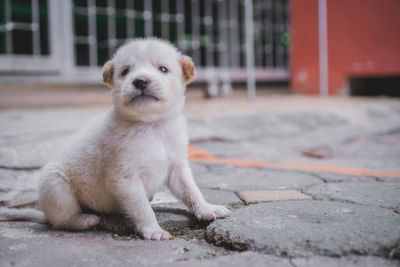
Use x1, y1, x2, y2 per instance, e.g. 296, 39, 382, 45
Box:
5, 0, 12, 54
274, 0, 283, 67
318, 0, 329, 96
31, 0, 41, 56
144, 0, 153, 37
88, 0, 98, 67
203, 0, 218, 96
0, 0, 289, 89
263, 0, 273, 67
253, 0, 263, 67
176, 0, 185, 48
126, 0, 134, 38
107, 0, 116, 59
245, 0, 256, 100
53, 0, 74, 75
191, 0, 201, 65
204, 0, 214, 67
228, 0, 239, 68
239, 0, 245, 67
161, 0, 169, 40
218, 0, 227, 68
218, 0, 231, 94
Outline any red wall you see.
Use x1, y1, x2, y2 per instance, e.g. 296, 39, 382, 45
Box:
290, 0, 400, 95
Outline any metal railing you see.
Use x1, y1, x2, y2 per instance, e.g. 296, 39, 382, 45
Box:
0, 0, 289, 97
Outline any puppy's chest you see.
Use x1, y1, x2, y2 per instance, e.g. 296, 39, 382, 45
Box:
118, 123, 185, 167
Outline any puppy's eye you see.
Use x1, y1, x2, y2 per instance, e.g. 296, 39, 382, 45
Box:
158, 66, 168, 73
121, 68, 130, 77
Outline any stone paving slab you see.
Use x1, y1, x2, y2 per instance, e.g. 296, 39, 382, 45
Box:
171, 252, 400, 267
189, 105, 400, 171
0, 189, 238, 237
378, 176, 400, 183
0, 169, 40, 205
194, 164, 323, 191
189, 102, 400, 139
309, 171, 379, 183
189, 111, 349, 142
151, 187, 242, 207
94, 206, 197, 236
0, 108, 100, 135
189, 162, 212, 175
1, 97, 400, 266
0, 164, 241, 206
0, 138, 64, 168
201, 188, 242, 206
304, 182, 400, 209
0, 221, 217, 267
2, 103, 399, 172
193, 135, 400, 174
172, 251, 292, 267
151, 189, 242, 232
1, 221, 399, 267
291, 255, 399, 267
0, 109, 98, 168
237, 190, 312, 204
205, 201, 400, 258
322, 130, 400, 171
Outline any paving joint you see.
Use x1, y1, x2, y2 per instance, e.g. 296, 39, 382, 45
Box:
0, 165, 41, 171
288, 257, 299, 267
206, 223, 400, 260
300, 184, 400, 212
325, 197, 400, 212
1, 96, 400, 265
95, 209, 242, 259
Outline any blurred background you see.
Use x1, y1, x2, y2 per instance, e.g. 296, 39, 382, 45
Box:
0, 0, 399, 108
1, 2, 400, 263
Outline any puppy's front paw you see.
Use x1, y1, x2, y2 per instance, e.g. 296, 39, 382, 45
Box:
140, 226, 171, 241
195, 204, 230, 221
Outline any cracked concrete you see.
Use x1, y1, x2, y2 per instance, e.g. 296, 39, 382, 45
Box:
206, 201, 400, 257
305, 182, 400, 209
194, 165, 323, 191
0, 222, 217, 267
1, 95, 400, 266
170, 252, 400, 267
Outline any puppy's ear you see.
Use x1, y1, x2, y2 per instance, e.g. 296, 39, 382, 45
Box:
102, 61, 114, 88
180, 55, 196, 85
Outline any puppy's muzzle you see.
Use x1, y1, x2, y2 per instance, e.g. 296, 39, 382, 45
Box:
130, 76, 160, 102
133, 77, 149, 91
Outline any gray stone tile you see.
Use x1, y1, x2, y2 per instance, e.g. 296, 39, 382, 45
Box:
171, 253, 400, 267
237, 190, 312, 204
206, 201, 400, 257
0, 169, 40, 205
305, 182, 400, 209
292, 255, 400, 267
0, 222, 214, 267
194, 164, 323, 191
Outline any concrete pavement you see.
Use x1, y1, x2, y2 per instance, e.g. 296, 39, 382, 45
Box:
0, 93, 399, 266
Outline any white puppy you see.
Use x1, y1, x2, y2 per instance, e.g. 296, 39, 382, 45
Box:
34, 38, 229, 240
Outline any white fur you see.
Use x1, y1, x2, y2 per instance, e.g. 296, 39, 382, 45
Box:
0, 207, 47, 223
36, 39, 229, 240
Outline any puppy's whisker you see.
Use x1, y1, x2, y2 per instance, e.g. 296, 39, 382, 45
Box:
121, 93, 135, 105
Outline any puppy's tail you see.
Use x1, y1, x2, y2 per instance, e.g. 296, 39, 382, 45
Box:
0, 207, 48, 224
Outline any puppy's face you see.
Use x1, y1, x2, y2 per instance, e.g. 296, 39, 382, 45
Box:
102, 39, 195, 121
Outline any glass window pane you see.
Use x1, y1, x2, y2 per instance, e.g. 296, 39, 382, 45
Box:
75, 43, 90, 65
12, 29, 33, 54
11, 0, 32, 23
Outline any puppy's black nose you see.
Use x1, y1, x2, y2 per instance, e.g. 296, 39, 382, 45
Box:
133, 77, 149, 90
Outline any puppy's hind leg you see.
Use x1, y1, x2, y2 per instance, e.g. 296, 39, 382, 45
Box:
39, 172, 100, 231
